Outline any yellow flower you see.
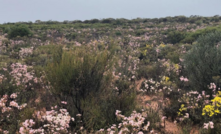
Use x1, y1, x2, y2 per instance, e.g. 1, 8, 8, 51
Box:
177, 104, 187, 116
142, 49, 147, 56
212, 96, 221, 107
202, 105, 215, 117
218, 91, 221, 96
215, 109, 220, 114
165, 76, 170, 82
174, 64, 179, 70
178, 112, 183, 116
146, 44, 151, 49
159, 43, 166, 48
202, 94, 221, 117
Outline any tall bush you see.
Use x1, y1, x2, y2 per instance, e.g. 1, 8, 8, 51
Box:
183, 31, 221, 93
166, 31, 186, 44
46, 45, 136, 130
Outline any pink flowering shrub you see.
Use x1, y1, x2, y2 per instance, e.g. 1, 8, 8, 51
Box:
1, 17, 221, 133
0, 93, 27, 133
95, 109, 160, 134
19, 47, 33, 59
8, 62, 42, 101
10, 63, 36, 86
0, 65, 43, 133
19, 104, 75, 134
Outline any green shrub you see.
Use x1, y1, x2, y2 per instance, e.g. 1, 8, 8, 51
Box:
182, 26, 221, 44
115, 31, 122, 36
137, 63, 165, 81
166, 31, 186, 44
135, 29, 145, 36
46, 45, 136, 130
183, 31, 221, 93
181, 36, 195, 44
0, 68, 17, 95
8, 25, 32, 39
65, 33, 77, 40
165, 51, 180, 64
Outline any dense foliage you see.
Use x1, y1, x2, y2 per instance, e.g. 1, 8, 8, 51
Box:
184, 32, 221, 94
0, 15, 221, 133
7, 25, 33, 39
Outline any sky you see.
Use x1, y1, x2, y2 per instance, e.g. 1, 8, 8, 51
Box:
0, 0, 220, 24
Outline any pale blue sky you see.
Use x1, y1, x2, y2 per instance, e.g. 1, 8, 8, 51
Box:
0, 0, 220, 24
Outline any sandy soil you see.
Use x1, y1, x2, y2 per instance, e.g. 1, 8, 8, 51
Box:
135, 78, 183, 134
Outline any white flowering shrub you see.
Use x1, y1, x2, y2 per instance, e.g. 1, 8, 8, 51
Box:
0, 93, 27, 133
19, 103, 75, 134
96, 109, 161, 134
19, 47, 33, 59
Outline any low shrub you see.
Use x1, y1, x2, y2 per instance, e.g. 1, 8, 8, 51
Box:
7, 25, 33, 39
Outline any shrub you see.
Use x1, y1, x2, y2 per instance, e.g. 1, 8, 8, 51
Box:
135, 29, 145, 36
165, 51, 180, 64
166, 31, 186, 44
0, 67, 30, 133
65, 33, 77, 40
0, 68, 17, 95
137, 63, 165, 81
8, 25, 32, 39
183, 31, 221, 93
46, 45, 136, 130
115, 31, 122, 36
182, 26, 221, 44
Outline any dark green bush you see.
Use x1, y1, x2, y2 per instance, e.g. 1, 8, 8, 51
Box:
135, 29, 145, 36
0, 68, 17, 95
137, 63, 165, 81
165, 51, 180, 64
184, 31, 221, 93
166, 31, 186, 44
65, 33, 77, 40
8, 25, 33, 39
182, 26, 221, 44
115, 31, 122, 36
181, 36, 195, 44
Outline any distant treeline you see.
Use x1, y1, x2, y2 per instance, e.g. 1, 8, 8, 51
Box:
1, 15, 221, 25
1, 15, 221, 45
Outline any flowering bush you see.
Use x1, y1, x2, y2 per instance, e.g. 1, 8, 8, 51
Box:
46, 44, 137, 130
202, 91, 221, 117
96, 109, 160, 134
19, 47, 33, 59
19, 103, 75, 134
0, 93, 27, 133
1, 16, 221, 133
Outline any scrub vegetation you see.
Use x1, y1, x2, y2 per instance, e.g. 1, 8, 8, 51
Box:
0, 15, 221, 133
